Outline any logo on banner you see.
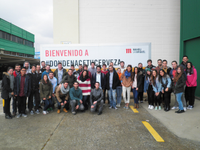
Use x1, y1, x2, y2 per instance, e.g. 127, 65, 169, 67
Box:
126, 48, 145, 53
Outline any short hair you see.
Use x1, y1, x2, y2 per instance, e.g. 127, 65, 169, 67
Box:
138, 62, 142, 65
74, 81, 79, 84
24, 61, 29, 64
31, 64, 36, 68
49, 71, 54, 75
109, 65, 113, 68
58, 62, 62, 65
183, 55, 188, 59
71, 64, 74, 67
96, 65, 101, 69
91, 62, 95, 65
7, 67, 13, 72
41, 61, 45, 63
171, 61, 177, 64
102, 64, 107, 67
46, 65, 50, 67
110, 62, 113, 64
157, 59, 162, 62
68, 69, 72, 72
15, 64, 20, 67
63, 80, 69, 84
147, 59, 152, 63
117, 68, 121, 70
21, 67, 26, 70
79, 64, 82, 66
163, 60, 168, 63
83, 64, 88, 68
120, 61, 124, 64
36, 64, 40, 67
95, 82, 100, 85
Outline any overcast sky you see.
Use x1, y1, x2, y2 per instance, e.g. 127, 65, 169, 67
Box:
0, 0, 53, 52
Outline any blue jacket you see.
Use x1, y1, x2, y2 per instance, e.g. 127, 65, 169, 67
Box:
14, 74, 31, 97
152, 77, 162, 93
161, 75, 171, 91
41, 71, 50, 79
144, 76, 150, 92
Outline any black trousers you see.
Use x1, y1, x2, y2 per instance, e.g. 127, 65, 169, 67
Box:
154, 92, 161, 106
138, 92, 144, 101
147, 85, 154, 105
4, 98, 11, 115
185, 86, 196, 106
163, 91, 171, 108
103, 89, 110, 104
18, 96, 26, 114
82, 95, 89, 110
28, 89, 40, 111
12, 96, 18, 113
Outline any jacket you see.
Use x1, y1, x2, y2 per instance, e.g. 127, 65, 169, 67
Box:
90, 88, 103, 105
23, 62, 31, 74
61, 74, 77, 88
1, 72, 13, 99
91, 73, 106, 89
14, 74, 31, 97
174, 73, 186, 94
144, 75, 151, 92
152, 77, 162, 93
28, 72, 40, 90
53, 68, 68, 84
55, 86, 69, 103
132, 72, 144, 92
13, 71, 20, 78
161, 75, 171, 91
106, 71, 120, 90
39, 82, 52, 100
69, 87, 83, 106
121, 70, 132, 87
186, 66, 197, 87
161, 66, 171, 75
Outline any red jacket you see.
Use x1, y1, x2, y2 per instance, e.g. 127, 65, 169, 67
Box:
13, 71, 20, 78
186, 66, 197, 87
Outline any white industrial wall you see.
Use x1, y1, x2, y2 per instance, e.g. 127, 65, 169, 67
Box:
79, 0, 180, 65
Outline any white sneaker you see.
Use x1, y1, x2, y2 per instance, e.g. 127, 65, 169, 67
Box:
116, 104, 120, 108
148, 105, 151, 109
184, 107, 187, 111
171, 106, 177, 110
159, 106, 161, 110
109, 106, 112, 109
43, 111, 47, 115
114, 107, 118, 110
150, 105, 154, 110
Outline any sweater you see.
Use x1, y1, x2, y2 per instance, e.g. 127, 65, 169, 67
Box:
77, 77, 91, 96
48, 77, 58, 93
121, 70, 132, 87
69, 87, 83, 105
55, 86, 69, 103
186, 66, 197, 87
90, 88, 103, 105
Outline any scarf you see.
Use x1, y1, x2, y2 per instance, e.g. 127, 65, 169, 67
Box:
187, 68, 193, 75
80, 70, 89, 82
125, 70, 131, 79
60, 83, 70, 94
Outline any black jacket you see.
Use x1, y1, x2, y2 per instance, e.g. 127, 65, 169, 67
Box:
1, 72, 13, 99
28, 72, 40, 90
14, 74, 31, 97
61, 74, 77, 88
91, 73, 106, 89
106, 71, 120, 90
174, 74, 186, 94
132, 72, 144, 92
53, 68, 68, 83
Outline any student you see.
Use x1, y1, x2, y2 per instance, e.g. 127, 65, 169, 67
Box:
106, 65, 120, 109
138, 63, 145, 103
28, 65, 41, 115
39, 74, 52, 115
159, 69, 171, 112
90, 82, 104, 115
13, 64, 21, 78
161, 60, 171, 75
101, 64, 109, 104
146, 59, 156, 70
23, 61, 31, 74
1, 67, 14, 119
144, 68, 153, 109
180, 55, 188, 71
185, 62, 197, 109
120, 61, 126, 73
173, 66, 186, 113
107, 62, 116, 72
61, 69, 77, 88
151, 70, 162, 110
77, 70, 91, 110
132, 67, 143, 108
116, 68, 122, 108
41, 65, 51, 79
121, 65, 133, 109
80, 64, 92, 79
40, 61, 46, 73
53, 62, 67, 85
14, 67, 31, 118
76, 64, 83, 78
155, 59, 162, 73
70, 64, 77, 76
69, 82, 85, 115
88, 62, 97, 77
55, 81, 70, 113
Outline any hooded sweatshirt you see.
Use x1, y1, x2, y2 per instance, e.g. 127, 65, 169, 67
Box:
186, 66, 197, 87
23, 62, 31, 74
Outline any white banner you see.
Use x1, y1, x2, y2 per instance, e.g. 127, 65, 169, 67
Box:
40, 43, 151, 69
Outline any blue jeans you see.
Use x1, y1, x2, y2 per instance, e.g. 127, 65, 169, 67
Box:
43, 99, 51, 111
108, 88, 116, 107
116, 86, 122, 104
56, 97, 69, 110
132, 88, 139, 104
176, 92, 184, 110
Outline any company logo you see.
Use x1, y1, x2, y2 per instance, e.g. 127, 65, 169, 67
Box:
126, 49, 132, 53
126, 48, 145, 53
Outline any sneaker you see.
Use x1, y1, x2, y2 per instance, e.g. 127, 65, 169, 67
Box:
109, 106, 112, 109
150, 105, 154, 110
187, 105, 192, 110
116, 104, 120, 108
159, 106, 161, 110
46, 111, 49, 114
30, 110, 34, 115
175, 109, 185, 113
22, 114, 27, 117
171, 106, 177, 110
43, 111, 47, 115
184, 107, 187, 111
148, 105, 151, 109
114, 107, 118, 110
35, 109, 40, 114
124, 106, 127, 109
72, 111, 76, 115
16, 114, 22, 118
155, 106, 158, 110
140, 101, 143, 103
126, 106, 129, 110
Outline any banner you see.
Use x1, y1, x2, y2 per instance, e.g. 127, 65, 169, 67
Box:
40, 43, 151, 69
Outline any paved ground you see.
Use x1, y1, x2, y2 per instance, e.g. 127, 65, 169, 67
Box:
0, 96, 200, 150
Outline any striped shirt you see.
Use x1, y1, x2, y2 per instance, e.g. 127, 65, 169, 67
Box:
77, 77, 91, 96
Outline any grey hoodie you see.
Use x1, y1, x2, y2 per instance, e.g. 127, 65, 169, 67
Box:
23, 62, 32, 74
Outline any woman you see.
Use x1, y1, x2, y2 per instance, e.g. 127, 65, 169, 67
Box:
159, 69, 172, 112
173, 66, 186, 113
121, 65, 133, 109
116, 68, 122, 108
151, 70, 162, 110
185, 62, 197, 109
40, 74, 52, 115
77, 70, 91, 110
132, 67, 143, 108
144, 68, 154, 109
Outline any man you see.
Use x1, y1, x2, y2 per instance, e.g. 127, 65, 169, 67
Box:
106, 65, 120, 109
40, 61, 46, 73
155, 59, 162, 73
48, 72, 57, 110
70, 64, 77, 76
169, 61, 178, 80
146, 59, 156, 70
1, 67, 14, 119
41, 65, 51, 79
13, 64, 21, 78
107, 62, 116, 72
76, 64, 83, 78
23, 61, 31, 74
138, 63, 145, 103
53, 62, 67, 85
61, 69, 77, 88
91, 65, 106, 89
90, 82, 104, 115
180, 55, 188, 71
28, 65, 41, 115
55, 81, 70, 113
120, 61, 126, 73
36, 65, 42, 77
88, 62, 97, 77
14, 67, 31, 118
161, 60, 171, 75
69, 82, 84, 115
101, 64, 109, 104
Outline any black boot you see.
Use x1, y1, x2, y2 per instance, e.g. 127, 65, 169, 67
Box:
98, 111, 102, 115
175, 109, 185, 113
5, 114, 12, 119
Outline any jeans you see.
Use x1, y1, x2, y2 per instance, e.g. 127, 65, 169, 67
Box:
82, 95, 89, 110
70, 100, 85, 112
122, 86, 131, 104
43, 99, 51, 111
108, 88, 116, 107
132, 88, 139, 104
56, 97, 69, 110
17, 96, 26, 114
176, 92, 184, 110
147, 85, 154, 105
91, 100, 104, 113
28, 89, 40, 111
116, 86, 122, 104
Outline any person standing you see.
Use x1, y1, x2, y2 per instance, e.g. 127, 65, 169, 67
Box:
161, 60, 171, 75
80, 64, 92, 79
70, 64, 77, 76
88, 62, 97, 77
40, 61, 46, 73
48, 72, 57, 110
76, 64, 83, 78
14, 67, 31, 118
23, 61, 31, 74
1, 67, 14, 119
120, 61, 126, 73
146, 59, 156, 70
53, 62, 67, 85
90, 82, 104, 115
41, 65, 51, 79
106, 65, 120, 109
61, 69, 77, 88
180, 55, 188, 71
13, 64, 21, 78
121, 65, 133, 109
185, 62, 197, 110
39, 74, 52, 115
116, 68, 122, 108
101, 64, 109, 104
155, 59, 162, 73
138, 63, 145, 103
91, 65, 106, 89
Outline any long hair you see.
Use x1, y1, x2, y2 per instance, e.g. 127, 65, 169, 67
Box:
151, 70, 158, 86
132, 67, 138, 81
80, 70, 89, 82
125, 65, 133, 79
173, 66, 184, 83
145, 70, 152, 80
186, 62, 193, 75
159, 69, 167, 82
42, 74, 51, 85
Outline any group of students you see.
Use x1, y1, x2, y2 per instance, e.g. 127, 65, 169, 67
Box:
1, 55, 197, 119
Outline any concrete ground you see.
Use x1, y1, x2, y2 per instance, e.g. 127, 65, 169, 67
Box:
0, 92, 200, 150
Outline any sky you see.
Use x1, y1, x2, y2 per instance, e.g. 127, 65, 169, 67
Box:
0, 0, 53, 52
